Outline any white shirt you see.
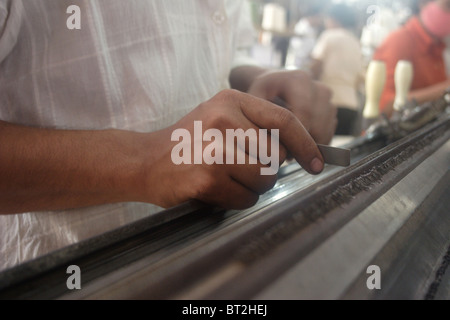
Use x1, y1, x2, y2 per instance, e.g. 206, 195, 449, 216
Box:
312, 28, 363, 110
0, 0, 256, 271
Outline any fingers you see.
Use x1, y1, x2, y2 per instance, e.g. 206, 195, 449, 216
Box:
282, 78, 336, 145
309, 82, 337, 145
247, 70, 337, 146
159, 89, 325, 210
188, 146, 284, 209
191, 168, 260, 210
202, 122, 287, 195
235, 92, 324, 175
182, 145, 283, 209
227, 147, 283, 194
278, 72, 316, 131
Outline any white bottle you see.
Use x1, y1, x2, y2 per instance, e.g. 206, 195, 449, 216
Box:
363, 60, 387, 120
393, 60, 414, 112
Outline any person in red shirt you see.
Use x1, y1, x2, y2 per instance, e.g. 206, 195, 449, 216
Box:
374, 0, 450, 117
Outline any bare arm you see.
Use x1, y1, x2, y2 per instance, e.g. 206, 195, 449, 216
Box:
0, 89, 327, 214
382, 79, 450, 117
0, 120, 151, 214
409, 79, 450, 105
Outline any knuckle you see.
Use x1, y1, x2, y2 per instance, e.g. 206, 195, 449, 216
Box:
202, 109, 233, 131
208, 112, 230, 130
287, 71, 310, 89
292, 70, 311, 82
273, 107, 296, 129
215, 89, 241, 102
197, 101, 208, 114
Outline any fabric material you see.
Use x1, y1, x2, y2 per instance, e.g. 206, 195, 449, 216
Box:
0, 0, 256, 271
311, 28, 363, 110
373, 17, 447, 112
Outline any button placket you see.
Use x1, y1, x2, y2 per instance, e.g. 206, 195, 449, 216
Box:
212, 10, 226, 25
208, 1, 231, 90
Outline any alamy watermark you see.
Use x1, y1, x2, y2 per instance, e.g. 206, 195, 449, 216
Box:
171, 121, 280, 176
66, 5, 81, 30
366, 265, 381, 290
67, 3, 386, 32
66, 265, 81, 290
366, 5, 382, 27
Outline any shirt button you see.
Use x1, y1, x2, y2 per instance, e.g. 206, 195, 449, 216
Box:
212, 11, 226, 25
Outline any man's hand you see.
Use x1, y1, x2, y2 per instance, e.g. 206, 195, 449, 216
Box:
0, 90, 326, 214
246, 70, 337, 145
140, 90, 325, 209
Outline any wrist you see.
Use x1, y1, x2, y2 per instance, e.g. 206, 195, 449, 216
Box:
102, 129, 152, 204
126, 128, 173, 206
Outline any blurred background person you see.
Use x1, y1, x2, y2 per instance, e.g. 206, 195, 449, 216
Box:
309, 3, 364, 136
374, 0, 450, 117
285, 2, 325, 70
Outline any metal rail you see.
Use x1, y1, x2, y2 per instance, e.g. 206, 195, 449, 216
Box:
0, 115, 448, 300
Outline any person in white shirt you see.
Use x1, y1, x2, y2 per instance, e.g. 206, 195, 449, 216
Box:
310, 3, 363, 136
0, 0, 336, 270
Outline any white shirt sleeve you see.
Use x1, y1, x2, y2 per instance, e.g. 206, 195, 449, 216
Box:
0, 0, 23, 63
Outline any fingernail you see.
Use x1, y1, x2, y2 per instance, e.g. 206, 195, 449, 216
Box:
310, 157, 324, 174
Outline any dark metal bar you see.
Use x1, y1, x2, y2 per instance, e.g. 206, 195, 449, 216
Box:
342, 173, 450, 300
1, 115, 448, 300
65, 116, 449, 300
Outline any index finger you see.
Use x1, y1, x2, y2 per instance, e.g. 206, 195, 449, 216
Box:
234, 91, 325, 175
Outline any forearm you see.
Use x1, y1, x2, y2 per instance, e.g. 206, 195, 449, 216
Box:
229, 65, 267, 93
383, 79, 450, 118
0, 120, 149, 214
409, 79, 450, 105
